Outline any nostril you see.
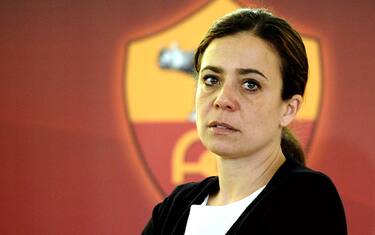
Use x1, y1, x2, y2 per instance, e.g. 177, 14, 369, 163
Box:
214, 98, 236, 111
213, 87, 238, 111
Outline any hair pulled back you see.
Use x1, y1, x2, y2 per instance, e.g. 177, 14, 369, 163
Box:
194, 8, 308, 165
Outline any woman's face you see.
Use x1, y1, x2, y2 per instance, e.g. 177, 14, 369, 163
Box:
196, 32, 294, 159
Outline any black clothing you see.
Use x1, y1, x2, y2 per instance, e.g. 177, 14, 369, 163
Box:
142, 158, 347, 234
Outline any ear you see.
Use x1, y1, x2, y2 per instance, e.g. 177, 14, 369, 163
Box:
280, 95, 303, 127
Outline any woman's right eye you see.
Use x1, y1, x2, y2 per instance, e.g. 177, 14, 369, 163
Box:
202, 76, 219, 86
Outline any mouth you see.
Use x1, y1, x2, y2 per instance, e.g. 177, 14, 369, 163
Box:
207, 121, 239, 132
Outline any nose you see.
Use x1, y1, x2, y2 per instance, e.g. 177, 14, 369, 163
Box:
213, 83, 239, 111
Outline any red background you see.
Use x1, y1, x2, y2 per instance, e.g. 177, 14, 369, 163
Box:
1, 0, 374, 234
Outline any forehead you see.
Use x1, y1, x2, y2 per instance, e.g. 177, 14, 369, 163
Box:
201, 33, 281, 77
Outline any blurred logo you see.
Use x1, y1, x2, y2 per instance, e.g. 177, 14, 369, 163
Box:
124, 0, 322, 196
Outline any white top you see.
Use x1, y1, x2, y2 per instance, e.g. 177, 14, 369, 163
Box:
184, 186, 266, 235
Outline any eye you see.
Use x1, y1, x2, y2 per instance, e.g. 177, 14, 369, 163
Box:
202, 75, 219, 86
242, 80, 260, 91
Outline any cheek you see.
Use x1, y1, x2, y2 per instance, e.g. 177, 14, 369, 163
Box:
195, 92, 202, 115
195, 92, 206, 140
195, 88, 210, 114
195, 90, 206, 127
242, 96, 283, 127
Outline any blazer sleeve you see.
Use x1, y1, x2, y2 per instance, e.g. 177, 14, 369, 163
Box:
142, 201, 161, 235
265, 172, 347, 235
141, 188, 177, 235
141, 181, 202, 235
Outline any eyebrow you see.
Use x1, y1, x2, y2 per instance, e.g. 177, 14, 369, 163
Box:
201, 65, 268, 80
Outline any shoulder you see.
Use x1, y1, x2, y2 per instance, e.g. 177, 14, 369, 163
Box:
168, 176, 218, 202
280, 161, 340, 198
261, 160, 344, 211
152, 176, 218, 216
142, 177, 218, 234
259, 160, 347, 234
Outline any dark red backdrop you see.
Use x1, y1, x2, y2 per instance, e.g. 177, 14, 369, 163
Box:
1, 0, 374, 234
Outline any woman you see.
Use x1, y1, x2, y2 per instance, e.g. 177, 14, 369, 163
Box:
143, 8, 347, 235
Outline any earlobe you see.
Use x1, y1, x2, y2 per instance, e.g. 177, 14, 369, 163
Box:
280, 95, 303, 127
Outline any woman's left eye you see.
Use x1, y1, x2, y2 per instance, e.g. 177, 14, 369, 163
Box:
242, 80, 260, 91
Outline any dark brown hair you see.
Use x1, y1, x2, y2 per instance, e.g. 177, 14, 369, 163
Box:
194, 8, 308, 165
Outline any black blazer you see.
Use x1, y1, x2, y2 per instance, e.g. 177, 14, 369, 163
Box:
142, 158, 347, 234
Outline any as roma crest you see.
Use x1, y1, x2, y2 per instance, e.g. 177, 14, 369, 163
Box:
124, 0, 322, 196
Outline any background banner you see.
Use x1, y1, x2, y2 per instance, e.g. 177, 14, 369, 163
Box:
1, 0, 374, 234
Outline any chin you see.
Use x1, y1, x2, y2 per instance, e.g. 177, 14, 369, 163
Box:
204, 142, 239, 158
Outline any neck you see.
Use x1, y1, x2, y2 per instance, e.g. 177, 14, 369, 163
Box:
208, 146, 286, 206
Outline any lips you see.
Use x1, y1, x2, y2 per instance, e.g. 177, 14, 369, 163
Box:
207, 121, 239, 132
